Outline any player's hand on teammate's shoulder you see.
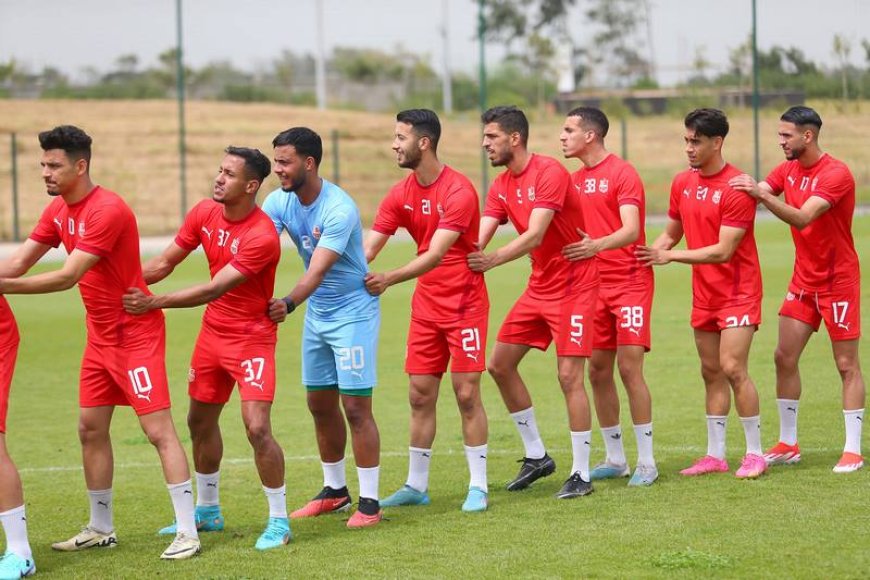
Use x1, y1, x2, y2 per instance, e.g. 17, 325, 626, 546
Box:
562, 227, 597, 261
728, 174, 761, 198
364, 272, 388, 296
122, 287, 153, 315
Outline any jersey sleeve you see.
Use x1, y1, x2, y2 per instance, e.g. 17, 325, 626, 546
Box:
812, 164, 854, 207
667, 176, 683, 221
483, 180, 508, 224
371, 187, 402, 236
28, 202, 62, 248
231, 225, 280, 279
720, 188, 756, 229
438, 181, 477, 233
317, 203, 357, 255
763, 163, 786, 194
261, 190, 289, 235
76, 203, 124, 257
616, 164, 644, 208
174, 203, 203, 251
533, 162, 569, 212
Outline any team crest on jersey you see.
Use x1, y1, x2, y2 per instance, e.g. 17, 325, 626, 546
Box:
811, 177, 818, 191
527, 187, 536, 201
301, 236, 312, 250
78, 221, 86, 237
230, 237, 240, 255
786, 291, 796, 302
598, 179, 609, 193
188, 368, 196, 382
312, 226, 321, 240
712, 189, 722, 204
436, 203, 444, 217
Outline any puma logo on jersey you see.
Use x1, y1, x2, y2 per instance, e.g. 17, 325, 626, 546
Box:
628, 328, 641, 336
570, 337, 582, 347
53, 218, 62, 228
403, 204, 414, 211
497, 193, 507, 202
351, 370, 364, 380
466, 352, 479, 362
201, 227, 213, 239
838, 322, 851, 331
249, 380, 264, 391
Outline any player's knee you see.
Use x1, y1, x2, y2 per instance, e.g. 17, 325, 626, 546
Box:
77, 420, 108, 445
774, 347, 798, 372
342, 400, 373, 428
244, 419, 273, 448
557, 368, 583, 393
588, 363, 611, 387
833, 353, 860, 381
408, 389, 435, 412
453, 384, 480, 415
720, 359, 749, 385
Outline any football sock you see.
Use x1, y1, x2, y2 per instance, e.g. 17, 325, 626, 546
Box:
322, 458, 347, 490
357, 466, 380, 502
406, 447, 432, 492
570, 431, 592, 480
0, 505, 32, 560
263, 484, 287, 519
167, 479, 198, 537
510, 407, 546, 460
633, 422, 655, 466
740, 415, 762, 455
195, 471, 220, 507
600, 425, 627, 465
706, 415, 727, 459
87, 488, 113, 533
464, 443, 488, 492
843, 408, 864, 455
776, 398, 800, 445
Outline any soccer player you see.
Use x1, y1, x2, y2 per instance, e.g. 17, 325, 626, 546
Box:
263, 127, 383, 528
636, 108, 766, 479
559, 107, 657, 486
365, 109, 490, 512
729, 106, 865, 473
0, 298, 34, 578
0, 125, 199, 559
468, 105, 599, 499
121, 146, 291, 549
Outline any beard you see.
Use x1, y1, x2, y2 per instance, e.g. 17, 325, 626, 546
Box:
397, 148, 422, 170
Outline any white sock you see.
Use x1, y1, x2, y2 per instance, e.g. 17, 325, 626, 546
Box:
0, 505, 32, 560
167, 480, 198, 537
510, 407, 546, 459
357, 466, 379, 501
406, 447, 432, 492
633, 422, 655, 466
87, 488, 113, 533
600, 425, 627, 465
195, 471, 220, 507
263, 484, 287, 519
740, 415, 762, 455
706, 415, 727, 459
322, 458, 347, 490
777, 399, 800, 445
570, 431, 592, 480
464, 444, 488, 492
843, 408, 864, 455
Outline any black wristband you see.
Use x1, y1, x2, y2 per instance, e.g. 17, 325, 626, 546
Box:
282, 296, 296, 314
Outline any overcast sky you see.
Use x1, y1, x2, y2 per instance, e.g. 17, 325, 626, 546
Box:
1, 0, 867, 87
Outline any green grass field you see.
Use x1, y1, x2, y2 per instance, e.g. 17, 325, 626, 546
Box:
4, 216, 869, 579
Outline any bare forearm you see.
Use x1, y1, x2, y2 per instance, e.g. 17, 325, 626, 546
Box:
385, 251, 444, 287
757, 191, 810, 229
0, 271, 77, 294
284, 272, 325, 306
149, 283, 224, 309
668, 244, 732, 264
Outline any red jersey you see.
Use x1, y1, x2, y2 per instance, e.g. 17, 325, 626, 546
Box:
175, 200, 280, 336
29, 186, 163, 346
764, 154, 859, 291
572, 153, 651, 286
372, 165, 488, 322
0, 297, 18, 347
668, 164, 762, 308
484, 154, 597, 299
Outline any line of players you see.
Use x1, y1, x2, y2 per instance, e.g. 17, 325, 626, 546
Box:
0, 103, 863, 577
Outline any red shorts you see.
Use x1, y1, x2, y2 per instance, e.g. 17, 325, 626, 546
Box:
0, 338, 20, 434
593, 281, 653, 351
405, 311, 489, 375
80, 329, 171, 416
497, 286, 597, 357
691, 300, 761, 333
189, 324, 277, 404
779, 282, 861, 341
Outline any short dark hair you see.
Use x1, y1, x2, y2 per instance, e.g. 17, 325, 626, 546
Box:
567, 106, 610, 139
482, 105, 529, 146
780, 106, 822, 131
684, 108, 729, 139
225, 146, 271, 183
396, 109, 441, 152
272, 127, 322, 166
38, 125, 92, 165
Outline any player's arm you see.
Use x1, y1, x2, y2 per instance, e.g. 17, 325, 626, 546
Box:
563, 204, 640, 261
268, 246, 342, 322
642, 224, 745, 266
729, 174, 829, 230
0, 249, 99, 294
365, 228, 460, 296
0, 239, 52, 278
364, 230, 390, 264
635, 218, 683, 266
468, 208, 554, 273
123, 262, 247, 314
476, 216, 501, 251
141, 242, 194, 285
